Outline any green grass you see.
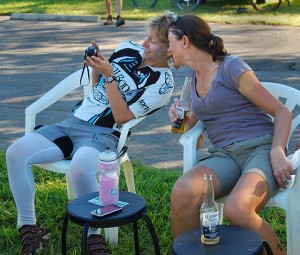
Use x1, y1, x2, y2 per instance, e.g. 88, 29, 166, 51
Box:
0, 0, 299, 26
0, 150, 287, 254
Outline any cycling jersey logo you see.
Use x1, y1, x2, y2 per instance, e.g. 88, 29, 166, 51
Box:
93, 89, 109, 105
159, 72, 173, 94
137, 99, 150, 113
116, 57, 140, 74
136, 71, 151, 88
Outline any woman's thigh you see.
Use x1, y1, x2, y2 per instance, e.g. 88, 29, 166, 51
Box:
197, 152, 241, 197
7, 132, 64, 164
225, 172, 269, 213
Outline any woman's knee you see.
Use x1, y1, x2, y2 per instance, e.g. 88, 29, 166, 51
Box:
69, 147, 99, 180
69, 159, 89, 179
6, 141, 23, 166
223, 198, 254, 226
171, 172, 202, 209
6, 143, 16, 162
224, 200, 241, 222
171, 176, 189, 206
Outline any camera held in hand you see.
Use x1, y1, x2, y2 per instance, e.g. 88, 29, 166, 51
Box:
84, 45, 97, 60
81, 45, 97, 86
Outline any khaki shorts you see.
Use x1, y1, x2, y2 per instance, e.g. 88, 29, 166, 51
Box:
197, 134, 279, 199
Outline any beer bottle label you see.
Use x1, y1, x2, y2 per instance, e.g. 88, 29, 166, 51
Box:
201, 211, 220, 239
172, 106, 186, 128
172, 118, 184, 129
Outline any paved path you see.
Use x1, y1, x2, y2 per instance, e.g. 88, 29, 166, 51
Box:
1, 15, 299, 169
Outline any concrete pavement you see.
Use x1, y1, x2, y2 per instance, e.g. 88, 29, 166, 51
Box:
1, 14, 300, 169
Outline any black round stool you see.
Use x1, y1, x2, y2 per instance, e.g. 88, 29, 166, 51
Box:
173, 225, 263, 255
62, 191, 160, 255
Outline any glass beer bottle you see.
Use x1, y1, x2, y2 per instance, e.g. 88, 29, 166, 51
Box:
171, 76, 192, 134
200, 174, 220, 245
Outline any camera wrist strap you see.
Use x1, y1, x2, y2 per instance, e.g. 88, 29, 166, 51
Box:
80, 63, 90, 86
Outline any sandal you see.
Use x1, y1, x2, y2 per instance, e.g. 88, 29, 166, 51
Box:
18, 224, 50, 255
87, 234, 111, 255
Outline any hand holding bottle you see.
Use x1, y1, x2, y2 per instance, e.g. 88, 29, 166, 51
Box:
170, 76, 192, 134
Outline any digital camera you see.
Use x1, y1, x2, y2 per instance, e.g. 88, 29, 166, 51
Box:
84, 45, 97, 60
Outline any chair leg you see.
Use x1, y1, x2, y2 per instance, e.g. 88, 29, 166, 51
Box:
286, 195, 300, 254
66, 173, 75, 201
104, 227, 118, 245
218, 203, 224, 224
121, 155, 136, 193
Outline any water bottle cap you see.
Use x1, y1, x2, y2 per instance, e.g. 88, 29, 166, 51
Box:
99, 147, 118, 162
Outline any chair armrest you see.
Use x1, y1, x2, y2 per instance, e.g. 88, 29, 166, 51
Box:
117, 116, 146, 153
25, 69, 91, 133
179, 121, 205, 173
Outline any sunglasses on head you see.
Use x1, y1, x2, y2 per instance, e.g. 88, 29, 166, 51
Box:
165, 11, 188, 36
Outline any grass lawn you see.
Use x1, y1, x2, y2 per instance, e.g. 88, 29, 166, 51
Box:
0, 151, 286, 254
0, 0, 299, 26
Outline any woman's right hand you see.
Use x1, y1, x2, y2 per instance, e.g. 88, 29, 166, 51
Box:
169, 97, 181, 123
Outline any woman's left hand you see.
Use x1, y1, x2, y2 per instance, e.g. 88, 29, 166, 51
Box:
270, 146, 294, 188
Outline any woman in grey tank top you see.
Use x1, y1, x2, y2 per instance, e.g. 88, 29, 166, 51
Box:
165, 11, 292, 255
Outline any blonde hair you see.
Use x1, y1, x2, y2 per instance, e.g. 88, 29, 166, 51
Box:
146, 15, 171, 49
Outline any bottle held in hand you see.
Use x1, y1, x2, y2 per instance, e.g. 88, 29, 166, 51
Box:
171, 104, 190, 134
200, 174, 220, 245
171, 76, 192, 134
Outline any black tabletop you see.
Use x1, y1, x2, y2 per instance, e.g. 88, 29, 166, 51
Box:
173, 225, 262, 255
67, 191, 147, 228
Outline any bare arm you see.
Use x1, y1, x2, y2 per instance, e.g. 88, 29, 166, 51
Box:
84, 42, 135, 124
238, 71, 293, 188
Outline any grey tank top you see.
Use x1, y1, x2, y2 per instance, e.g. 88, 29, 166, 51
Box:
189, 55, 274, 148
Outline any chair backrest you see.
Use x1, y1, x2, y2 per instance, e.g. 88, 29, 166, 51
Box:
25, 69, 91, 133
261, 82, 300, 150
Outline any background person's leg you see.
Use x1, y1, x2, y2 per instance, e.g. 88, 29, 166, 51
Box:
104, 0, 113, 25
115, 0, 125, 27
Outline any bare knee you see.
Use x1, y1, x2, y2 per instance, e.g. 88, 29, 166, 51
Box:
171, 177, 190, 208
171, 174, 202, 211
223, 200, 249, 226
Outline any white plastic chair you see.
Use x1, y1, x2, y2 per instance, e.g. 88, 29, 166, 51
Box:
25, 69, 146, 244
179, 82, 300, 254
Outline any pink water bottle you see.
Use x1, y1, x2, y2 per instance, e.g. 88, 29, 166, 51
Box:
98, 148, 120, 206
